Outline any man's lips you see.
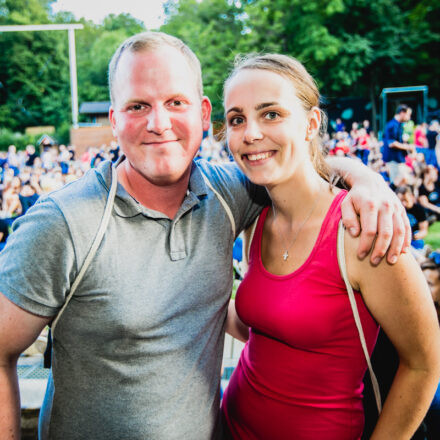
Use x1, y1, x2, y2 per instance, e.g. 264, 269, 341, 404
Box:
143, 139, 178, 145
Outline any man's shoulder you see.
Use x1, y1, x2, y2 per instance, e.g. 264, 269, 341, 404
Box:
194, 159, 250, 191
386, 118, 400, 130
47, 164, 108, 211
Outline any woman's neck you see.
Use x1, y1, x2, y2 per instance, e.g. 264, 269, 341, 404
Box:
266, 167, 328, 223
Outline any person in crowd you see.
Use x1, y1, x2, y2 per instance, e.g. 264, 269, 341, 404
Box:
333, 130, 351, 156
221, 53, 440, 439
418, 165, 440, 222
58, 144, 71, 175
362, 119, 371, 134
19, 173, 41, 215
382, 104, 414, 183
350, 121, 360, 144
6, 145, 20, 176
0, 32, 411, 439
427, 120, 439, 150
0, 217, 9, 250
415, 123, 428, 148
397, 185, 429, 252
335, 117, 345, 132
355, 127, 370, 165
403, 113, 416, 144
1, 176, 22, 219
25, 144, 38, 167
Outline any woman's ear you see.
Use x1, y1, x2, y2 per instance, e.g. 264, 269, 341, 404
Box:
305, 107, 322, 141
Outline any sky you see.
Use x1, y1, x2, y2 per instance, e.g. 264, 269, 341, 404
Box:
51, 0, 168, 30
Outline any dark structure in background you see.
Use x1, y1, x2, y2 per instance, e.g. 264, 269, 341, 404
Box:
380, 86, 429, 132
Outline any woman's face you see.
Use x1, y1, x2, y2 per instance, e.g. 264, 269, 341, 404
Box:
224, 69, 318, 187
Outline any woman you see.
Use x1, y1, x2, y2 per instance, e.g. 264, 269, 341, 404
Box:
221, 54, 440, 439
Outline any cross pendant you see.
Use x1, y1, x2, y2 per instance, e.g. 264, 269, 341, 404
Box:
283, 250, 289, 261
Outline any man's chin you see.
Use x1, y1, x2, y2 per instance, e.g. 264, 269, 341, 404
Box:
142, 167, 192, 187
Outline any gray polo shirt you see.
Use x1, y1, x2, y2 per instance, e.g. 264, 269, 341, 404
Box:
0, 160, 264, 439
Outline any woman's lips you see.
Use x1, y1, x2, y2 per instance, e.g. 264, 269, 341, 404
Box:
243, 151, 275, 162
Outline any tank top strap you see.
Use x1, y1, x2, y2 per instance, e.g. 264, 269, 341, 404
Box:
249, 190, 348, 269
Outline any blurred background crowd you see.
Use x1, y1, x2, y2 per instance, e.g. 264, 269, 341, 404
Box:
2, 111, 440, 259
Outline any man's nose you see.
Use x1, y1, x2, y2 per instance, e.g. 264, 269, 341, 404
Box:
146, 107, 172, 134
243, 120, 263, 144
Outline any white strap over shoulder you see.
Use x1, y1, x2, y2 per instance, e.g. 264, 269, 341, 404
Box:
51, 165, 118, 333
337, 219, 382, 414
200, 172, 236, 238
242, 214, 259, 274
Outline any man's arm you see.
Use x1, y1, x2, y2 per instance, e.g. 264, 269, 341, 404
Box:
389, 140, 412, 151
0, 293, 51, 439
414, 220, 429, 240
327, 156, 411, 265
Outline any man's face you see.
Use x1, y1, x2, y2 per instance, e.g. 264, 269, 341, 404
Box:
109, 46, 211, 186
402, 109, 412, 122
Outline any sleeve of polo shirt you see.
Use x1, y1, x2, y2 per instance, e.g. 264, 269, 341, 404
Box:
0, 197, 76, 317
200, 161, 268, 237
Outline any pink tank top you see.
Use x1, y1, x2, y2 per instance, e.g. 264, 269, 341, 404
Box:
222, 191, 379, 440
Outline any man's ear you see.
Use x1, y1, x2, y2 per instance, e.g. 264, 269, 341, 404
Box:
109, 107, 117, 137
201, 96, 212, 132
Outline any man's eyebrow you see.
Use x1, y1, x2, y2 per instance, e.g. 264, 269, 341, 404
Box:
256, 102, 278, 111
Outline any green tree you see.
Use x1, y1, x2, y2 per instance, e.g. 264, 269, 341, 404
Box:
161, 0, 247, 119
0, 0, 70, 130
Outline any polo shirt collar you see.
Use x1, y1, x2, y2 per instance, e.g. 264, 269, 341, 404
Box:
95, 158, 209, 219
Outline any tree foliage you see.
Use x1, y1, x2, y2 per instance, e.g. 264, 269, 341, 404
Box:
161, 0, 440, 124
0, 0, 144, 132
0, 0, 438, 135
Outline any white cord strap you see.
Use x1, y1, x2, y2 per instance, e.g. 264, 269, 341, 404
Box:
243, 215, 258, 273
337, 220, 382, 414
200, 173, 236, 238
51, 165, 118, 333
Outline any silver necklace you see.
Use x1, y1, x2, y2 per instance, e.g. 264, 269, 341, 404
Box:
272, 190, 323, 261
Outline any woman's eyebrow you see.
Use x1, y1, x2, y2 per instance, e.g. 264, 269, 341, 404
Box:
255, 102, 278, 111
226, 106, 242, 115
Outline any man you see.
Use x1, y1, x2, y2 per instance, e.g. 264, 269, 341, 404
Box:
382, 104, 413, 183
0, 32, 410, 439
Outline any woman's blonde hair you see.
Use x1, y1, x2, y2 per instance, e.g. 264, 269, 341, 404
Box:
224, 54, 332, 182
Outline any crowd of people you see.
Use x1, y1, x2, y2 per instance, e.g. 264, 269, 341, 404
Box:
0, 142, 121, 249
2, 109, 440, 266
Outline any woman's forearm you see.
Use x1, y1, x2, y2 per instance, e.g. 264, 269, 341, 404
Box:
0, 361, 21, 439
371, 363, 440, 439
225, 300, 249, 343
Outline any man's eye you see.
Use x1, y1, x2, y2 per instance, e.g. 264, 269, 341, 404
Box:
129, 104, 145, 112
171, 100, 183, 107
264, 111, 279, 120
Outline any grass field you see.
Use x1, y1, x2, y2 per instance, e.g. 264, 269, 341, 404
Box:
425, 221, 440, 250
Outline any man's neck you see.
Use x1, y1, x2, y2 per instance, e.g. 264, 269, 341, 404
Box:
117, 161, 191, 219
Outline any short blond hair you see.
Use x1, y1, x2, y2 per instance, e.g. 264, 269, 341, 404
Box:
108, 32, 203, 104
224, 54, 331, 182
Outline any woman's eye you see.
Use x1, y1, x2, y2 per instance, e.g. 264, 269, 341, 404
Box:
230, 116, 244, 126
264, 111, 279, 120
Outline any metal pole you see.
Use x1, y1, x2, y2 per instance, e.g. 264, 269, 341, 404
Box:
68, 28, 79, 128
423, 88, 428, 123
